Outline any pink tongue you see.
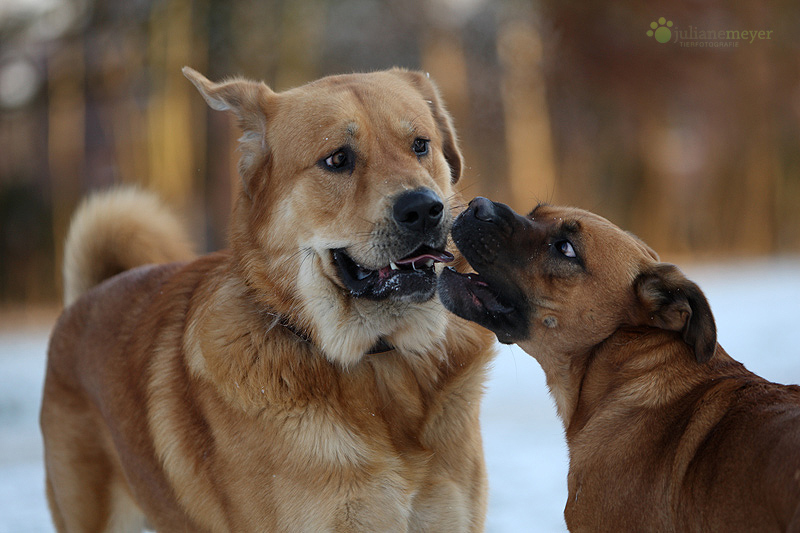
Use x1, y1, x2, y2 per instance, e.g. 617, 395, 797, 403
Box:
395, 250, 454, 267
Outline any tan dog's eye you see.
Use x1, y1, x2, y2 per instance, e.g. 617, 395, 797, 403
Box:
412, 138, 430, 156
321, 147, 354, 173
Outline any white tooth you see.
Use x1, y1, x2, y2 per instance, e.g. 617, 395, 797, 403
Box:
390, 261, 399, 271
424, 259, 434, 268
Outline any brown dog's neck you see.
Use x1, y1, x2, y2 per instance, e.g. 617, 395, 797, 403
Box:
565, 328, 747, 434
523, 327, 737, 430
518, 341, 593, 429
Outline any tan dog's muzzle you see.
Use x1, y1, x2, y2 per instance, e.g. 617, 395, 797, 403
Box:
333, 186, 453, 302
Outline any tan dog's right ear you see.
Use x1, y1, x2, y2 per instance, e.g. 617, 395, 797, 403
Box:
183, 67, 274, 195
633, 263, 718, 363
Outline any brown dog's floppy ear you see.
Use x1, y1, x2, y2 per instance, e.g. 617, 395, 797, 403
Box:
183, 67, 274, 196
633, 263, 717, 363
392, 69, 463, 184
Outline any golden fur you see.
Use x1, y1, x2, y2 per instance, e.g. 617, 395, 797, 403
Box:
439, 198, 800, 532
62, 188, 194, 306
42, 69, 495, 532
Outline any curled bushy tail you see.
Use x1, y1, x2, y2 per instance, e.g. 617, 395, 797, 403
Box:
63, 188, 195, 306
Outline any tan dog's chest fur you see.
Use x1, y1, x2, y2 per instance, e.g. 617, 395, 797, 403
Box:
439, 198, 800, 532
47, 255, 489, 531
42, 69, 494, 532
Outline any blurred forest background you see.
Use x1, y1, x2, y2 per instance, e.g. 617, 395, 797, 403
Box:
1, 0, 799, 306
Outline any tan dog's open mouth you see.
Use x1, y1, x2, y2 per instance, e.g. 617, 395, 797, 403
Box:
333, 245, 454, 301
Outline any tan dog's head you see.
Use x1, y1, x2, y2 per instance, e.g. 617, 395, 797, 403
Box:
184, 67, 465, 366
439, 197, 717, 363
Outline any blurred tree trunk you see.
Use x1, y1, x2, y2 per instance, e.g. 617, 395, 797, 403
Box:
420, 28, 473, 205
97, 30, 149, 190
274, 0, 327, 90
498, 19, 556, 213
146, 0, 198, 209
724, 4, 777, 255
48, 40, 86, 298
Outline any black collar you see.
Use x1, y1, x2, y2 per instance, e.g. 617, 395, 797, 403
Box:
277, 315, 395, 356
364, 337, 395, 355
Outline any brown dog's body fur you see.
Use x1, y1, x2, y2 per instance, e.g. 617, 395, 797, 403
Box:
439, 198, 800, 532
42, 70, 494, 532
567, 330, 800, 532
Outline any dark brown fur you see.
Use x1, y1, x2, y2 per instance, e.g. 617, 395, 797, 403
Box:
439, 198, 800, 532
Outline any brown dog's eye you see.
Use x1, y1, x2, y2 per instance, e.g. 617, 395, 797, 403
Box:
412, 138, 430, 156
557, 240, 577, 258
321, 147, 354, 173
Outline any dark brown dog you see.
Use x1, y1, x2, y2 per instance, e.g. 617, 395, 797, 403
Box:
439, 197, 800, 532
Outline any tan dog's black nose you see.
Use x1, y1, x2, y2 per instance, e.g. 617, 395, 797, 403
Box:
393, 188, 444, 233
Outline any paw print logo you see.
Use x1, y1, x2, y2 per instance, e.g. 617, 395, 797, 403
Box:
647, 17, 673, 44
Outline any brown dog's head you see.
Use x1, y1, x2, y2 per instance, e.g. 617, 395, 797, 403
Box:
184, 67, 465, 366
439, 197, 717, 364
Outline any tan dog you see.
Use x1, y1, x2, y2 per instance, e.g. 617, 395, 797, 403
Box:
41, 69, 495, 532
439, 197, 800, 532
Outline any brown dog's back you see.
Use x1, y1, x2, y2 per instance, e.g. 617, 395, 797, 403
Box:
568, 333, 800, 532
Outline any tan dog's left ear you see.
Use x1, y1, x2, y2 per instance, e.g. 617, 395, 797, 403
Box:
392, 69, 463, 183
633, 263, 718, 363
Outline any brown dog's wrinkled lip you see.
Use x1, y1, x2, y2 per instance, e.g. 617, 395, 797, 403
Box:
332, 245, 453, 300
439, 267, 515, 315
438, 266, 526, 344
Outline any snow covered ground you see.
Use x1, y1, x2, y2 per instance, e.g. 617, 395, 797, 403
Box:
1, 257, 798, 532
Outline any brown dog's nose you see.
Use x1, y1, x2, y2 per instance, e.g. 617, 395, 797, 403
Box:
393, 188, 444, 233
470, 197, 499, 223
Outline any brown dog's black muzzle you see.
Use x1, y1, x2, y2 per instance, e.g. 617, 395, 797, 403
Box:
451, 197, 518, 269
438, 196, 530, 343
